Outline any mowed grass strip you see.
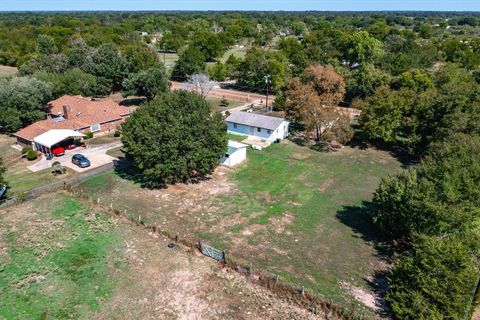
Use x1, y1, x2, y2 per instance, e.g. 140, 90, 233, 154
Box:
0, 195, 120, 319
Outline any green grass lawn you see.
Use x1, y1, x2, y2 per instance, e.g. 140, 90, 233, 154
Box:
76, 141, 402, 312
106, 146, 125, 158
220, 46, 249, 63
227, 133, 248, 142
0, 194, 120, 319
4, 162, 76, 194
157, 52, 179, 71
0, 134, 77, 193
206, 96, 246, 112
86, 132, 121, 145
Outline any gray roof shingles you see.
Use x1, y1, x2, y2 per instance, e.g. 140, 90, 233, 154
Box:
226, 112, 286, 131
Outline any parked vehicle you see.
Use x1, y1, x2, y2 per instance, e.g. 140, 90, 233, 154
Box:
52, 147, 65, 156
71, 154, 91, 168
0, 184, 7, 200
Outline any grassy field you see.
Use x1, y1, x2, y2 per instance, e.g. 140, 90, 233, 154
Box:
0, 65, 17, 77
158, 52, 179, 71
206, 96, 246, 112
0, 194, 120, 319
0, 193, 325, 319
86, 132, 120, 145
221, 46, 249, 63
0, 135, 77, 193
76, 140, 402, 312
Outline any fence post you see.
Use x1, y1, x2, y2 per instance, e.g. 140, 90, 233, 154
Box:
97, 197, 100, 204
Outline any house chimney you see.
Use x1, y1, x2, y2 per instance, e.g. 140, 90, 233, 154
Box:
63, 105, 70, 119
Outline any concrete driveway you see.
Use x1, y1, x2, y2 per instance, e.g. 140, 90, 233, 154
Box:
28, 141, 122, 173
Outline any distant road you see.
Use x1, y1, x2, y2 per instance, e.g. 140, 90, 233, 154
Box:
170, 81, 361, 119
170, 81, 275, 105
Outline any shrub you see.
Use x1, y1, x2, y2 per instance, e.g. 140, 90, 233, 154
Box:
21, 147, 33, 154
114, 130, 121, 137
219, 98, 230, 108
84, 132, 94, 139
26, 150, 37, 161
51, 161, 60, 167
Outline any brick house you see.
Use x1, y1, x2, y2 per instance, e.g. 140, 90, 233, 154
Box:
15, 95, 133, 147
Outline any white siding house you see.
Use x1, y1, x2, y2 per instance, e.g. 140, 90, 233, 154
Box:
226, 112, 289, 142
220, 140, 247, 167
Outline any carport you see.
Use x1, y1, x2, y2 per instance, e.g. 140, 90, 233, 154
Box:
33, 129, 85, 157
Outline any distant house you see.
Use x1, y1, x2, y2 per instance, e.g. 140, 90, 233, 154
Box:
226, 112, 289, 142
15, 95, 132, 148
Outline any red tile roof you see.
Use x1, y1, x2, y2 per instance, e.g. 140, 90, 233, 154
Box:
15, 95, 132, 142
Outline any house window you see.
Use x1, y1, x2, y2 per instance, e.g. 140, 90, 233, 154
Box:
90, 123, 101, 132
233, 123, 237, 129
267, 129, 272, 134
257, 127, 261, 132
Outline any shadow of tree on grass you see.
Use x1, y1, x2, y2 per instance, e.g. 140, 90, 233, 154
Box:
113, 154, 213, 190
336, 202, 395, 316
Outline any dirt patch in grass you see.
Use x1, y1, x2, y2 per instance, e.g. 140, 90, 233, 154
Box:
270, 213, 295, 234
341, 282, 381, 312
78, 141, 403, 315
1, 193, 324, 320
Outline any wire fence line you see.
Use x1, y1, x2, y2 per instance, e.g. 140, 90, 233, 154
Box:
65, 186, 373, 320
0, 162, 115, 208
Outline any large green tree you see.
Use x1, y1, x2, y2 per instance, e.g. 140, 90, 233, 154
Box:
122, 45, 160, 73
387, 232, 479, 320
122, 66, 168, 100
171, 47, 206, 82
36, 35, 57, 55
237, 47, 288, 91
189, 31, 225, 62
358, 64, 480, 154
342, 31, 384, 66
0, 77, 52, 132
121, 91, 226, 187
371, 134, 480, 239
34, 68, 98, 98
87, 43, 128, 93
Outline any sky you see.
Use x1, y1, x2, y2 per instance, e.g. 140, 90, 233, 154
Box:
1, 0, 479, 12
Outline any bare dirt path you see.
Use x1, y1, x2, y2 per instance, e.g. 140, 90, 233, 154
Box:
170, 81, 274, 105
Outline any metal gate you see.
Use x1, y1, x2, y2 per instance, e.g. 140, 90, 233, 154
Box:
199, 241, 225, 261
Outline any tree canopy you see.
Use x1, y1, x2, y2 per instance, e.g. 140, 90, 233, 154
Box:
122, 66, 168, 100
171, 47, 206, 82
0, 77, 52, 132
121, 90, 226, 187
285, 65, 352, 144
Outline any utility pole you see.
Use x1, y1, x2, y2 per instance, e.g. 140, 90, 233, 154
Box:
264, 75, 270, 112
